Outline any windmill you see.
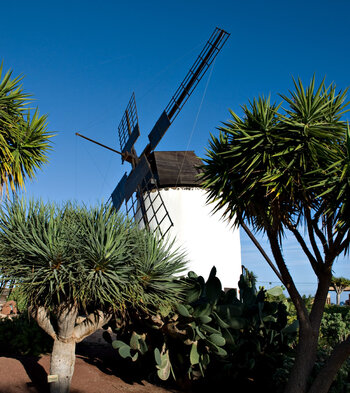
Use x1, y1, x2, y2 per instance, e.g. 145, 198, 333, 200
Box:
77, 27, 242, 289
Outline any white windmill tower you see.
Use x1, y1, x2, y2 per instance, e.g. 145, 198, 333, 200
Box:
77, 28, 241, 289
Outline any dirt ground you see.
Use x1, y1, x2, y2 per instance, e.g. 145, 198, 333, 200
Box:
0, 331, 181, 393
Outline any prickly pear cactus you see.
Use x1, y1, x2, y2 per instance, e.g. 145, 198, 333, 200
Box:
109, 266, 297, 389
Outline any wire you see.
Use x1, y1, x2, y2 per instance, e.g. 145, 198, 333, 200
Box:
98, 152, 114, 201
77, 42, 204, 134
80, 142, 115, 192
175, 57, 216, 186
75, 42, 208, 202
257, 280, 317, 285
137, 42, 204, 102
75, 130, 78, 199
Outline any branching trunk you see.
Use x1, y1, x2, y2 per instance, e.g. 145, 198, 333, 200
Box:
284, 270, 332, 393
30, 303, 111, 393
308, 335, 350, 393
268, 213, 348, 393
266, 230, 323, 393
284, 277, 329, 393
47, 302, 78, 393
57, 303, 79, 340
310, 274, 332, 327
240, 222, 284, 282
73, 310, 112, 343
30, 306, 57, 340
266, 231, 309, 324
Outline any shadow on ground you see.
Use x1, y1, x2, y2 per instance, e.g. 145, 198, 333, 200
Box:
0, 336, 180, 393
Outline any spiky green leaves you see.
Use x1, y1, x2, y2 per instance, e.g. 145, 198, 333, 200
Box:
0, 63, 53, 195
201, 77, 349, 237
130, 230, 187, 311
0, 200, 186, 312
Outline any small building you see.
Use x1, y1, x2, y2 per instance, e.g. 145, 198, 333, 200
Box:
143, 151, 242, 289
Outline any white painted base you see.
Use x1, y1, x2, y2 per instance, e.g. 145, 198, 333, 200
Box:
142, 187, 242, 289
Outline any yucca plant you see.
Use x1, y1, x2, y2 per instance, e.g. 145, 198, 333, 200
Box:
0, 199, 186, 393
0, 62, 53, 195
201, 76, 350, 393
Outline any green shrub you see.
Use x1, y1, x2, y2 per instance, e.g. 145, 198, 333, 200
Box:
324, 304, 350, 319
285, 295, 314, 324
320, 312, 350, 347
108, 267, 297, 391
0, 314, 52, 356
319, 305, 350, 349
7, 285, 28, 313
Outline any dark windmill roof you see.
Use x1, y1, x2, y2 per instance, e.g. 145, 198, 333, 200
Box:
148, 151, 203, 187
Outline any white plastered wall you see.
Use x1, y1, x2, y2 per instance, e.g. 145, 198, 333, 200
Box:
145, 187, 242, 289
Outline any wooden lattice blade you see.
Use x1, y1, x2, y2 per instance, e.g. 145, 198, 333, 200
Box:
117, 92, 140, 158
147, 27, 230, 151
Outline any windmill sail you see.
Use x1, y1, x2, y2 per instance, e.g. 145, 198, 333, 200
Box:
148, 27, 230, 151
118, 92, 140, 161
111, 173, 128, 211
78, 28, 240, 288
123, 156, 173, 237
126, 181, 173, 239
110, 27, 229, 239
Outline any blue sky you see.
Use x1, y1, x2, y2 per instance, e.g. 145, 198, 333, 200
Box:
1, 0, 349, 299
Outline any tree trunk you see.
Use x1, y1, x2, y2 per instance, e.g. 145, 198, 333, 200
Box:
284, 273, 332, 393
308, 335, 350, 393
31, 303, 111, 393
284, 324, 319, 393
50, 339, 76, 393
49, 302, 78, 393
336, 291, 341, 305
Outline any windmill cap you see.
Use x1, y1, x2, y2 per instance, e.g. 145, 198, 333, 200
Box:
148, 151, 203, 188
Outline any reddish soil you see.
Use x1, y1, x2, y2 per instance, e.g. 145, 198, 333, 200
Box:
0, 331, 181, 393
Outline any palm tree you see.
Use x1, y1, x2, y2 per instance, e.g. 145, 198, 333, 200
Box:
201, 77, 350, 393
0, 62, 52, 195
0, 199, 186, 393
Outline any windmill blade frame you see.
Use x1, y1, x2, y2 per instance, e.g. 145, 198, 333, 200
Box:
111, 27, 230, 239
122, 155, 173, 237
117, 92, 140, 163
77, 27, 242, 290
147, 27, 230, 152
